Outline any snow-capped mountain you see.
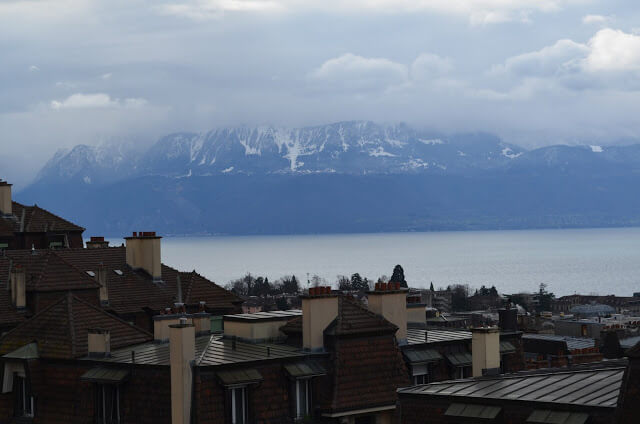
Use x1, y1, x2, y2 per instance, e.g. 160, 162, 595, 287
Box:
34, 122, 525, 184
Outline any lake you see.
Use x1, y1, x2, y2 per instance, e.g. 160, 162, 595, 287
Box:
158, 227, 640, 296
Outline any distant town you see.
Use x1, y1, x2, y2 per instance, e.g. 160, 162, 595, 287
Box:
0, 177, 638, 424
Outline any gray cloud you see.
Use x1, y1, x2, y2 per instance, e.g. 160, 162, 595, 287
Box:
2, 0, 640, 187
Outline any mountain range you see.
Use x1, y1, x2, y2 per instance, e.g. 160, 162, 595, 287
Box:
16, 121, 640, 236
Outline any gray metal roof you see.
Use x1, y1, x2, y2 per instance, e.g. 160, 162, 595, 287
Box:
88, 334, 311, 367
445, 403, 501, 419
81, 367, 129, 384
403, 348, 443, 364
2, 342, 39, 360
407, 328, 471, 345
445, 352, 473, 367
500, 341, 516, 354
284, 360, 327, 378
527, 409, 588, 424
523, 334, 596, 351
570, 304, 615, 316
223, 310, 302, 322
398, 367, 625, 408
620, 335, 640, 350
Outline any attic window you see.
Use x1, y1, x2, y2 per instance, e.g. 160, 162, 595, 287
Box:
113, 270, 123, 276
86, 271, 96, 277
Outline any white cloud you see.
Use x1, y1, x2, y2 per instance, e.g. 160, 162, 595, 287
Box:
101, 73, 112, 80
28, 65, 40, 72
582, 14, 612, 25
50, 93, 147, 110
584, 28, 640, 72
157, 0, 584, 23
488, 28, 640, 94
310, 53, 408, 92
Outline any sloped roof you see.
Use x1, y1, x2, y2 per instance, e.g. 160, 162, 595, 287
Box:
0, 293, 152, 359
181, 270, 244, 309
11, 201, 84, 233
398, 366, 625, 409
325, 296, 398, 336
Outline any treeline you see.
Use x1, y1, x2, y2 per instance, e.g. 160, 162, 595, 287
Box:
225, 264, 410, 297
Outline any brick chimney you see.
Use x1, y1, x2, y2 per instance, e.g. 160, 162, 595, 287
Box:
471, 326, 501, 377
0, 181, 12, 216
170, 317, 195, 424
10, 265, 26, 310
96, 263, 109, 306
125, 231, 162, 282
368, 283, 408, 344
87, 328, 111, 358
86, 236, 109, 249
302, 287, 338, 351
498, 307, 518, 332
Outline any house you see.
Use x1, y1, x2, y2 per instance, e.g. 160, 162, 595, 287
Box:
0, 180, 84, 250
0, 232, 243, 334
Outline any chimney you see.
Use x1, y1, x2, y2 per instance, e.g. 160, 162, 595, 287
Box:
367, 283, 408, 344
154, 305, 191, 342
471, 326, 501, 377
498, 307, 518, 332
0, 181, 12, 216
302, 287, 338, 351
10, 265, 26, 310
87, 328, 111, 357
86, 236, 109, 249
193, 302, 211, 335
96, 263, 109, 306
125, 231, 162, 282
170, 317, 195, 424
601, 329, 623, 359
406, 299, 427, 328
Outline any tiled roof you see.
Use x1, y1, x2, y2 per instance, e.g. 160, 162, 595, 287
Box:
398, 366, 625, 408
0, 258, 26, 327
181, 270, 244, 309
11, 202, 84, 233
0, 293, 152, 359
93, 333, 313, 366
325, 296, 398, 336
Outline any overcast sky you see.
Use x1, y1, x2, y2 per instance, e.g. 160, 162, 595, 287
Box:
2, 0, 640, 186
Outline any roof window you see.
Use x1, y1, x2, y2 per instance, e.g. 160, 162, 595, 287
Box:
114, 270, 123, 276
86, 271, 96, 277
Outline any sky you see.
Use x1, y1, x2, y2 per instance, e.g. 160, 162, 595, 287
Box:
2, 0, 640, 187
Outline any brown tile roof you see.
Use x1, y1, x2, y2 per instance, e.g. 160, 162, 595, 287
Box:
11, 201, 84, 233
325, 296, 399, 336
0, 217, 15, 237
0, 246, 241, 322
0, 293, 152, 359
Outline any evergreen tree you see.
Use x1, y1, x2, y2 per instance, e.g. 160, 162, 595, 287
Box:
350, 273, 368, 292
389, 264, 408, 288
429, 281, 435, 292
276, 297, 289, 311
337, 275, 352, 291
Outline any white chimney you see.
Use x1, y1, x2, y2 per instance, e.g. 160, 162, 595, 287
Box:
302, 287, 338, 351
88, 328, 111, 357
0, 181, 12, 216
170, 317, 195, 424
193, 302, 211, 335
471, 326, 501, 377
154, 307, 191, 343
367, 283, 407, 344
10, 265, 26, 310
125, 232, 162, 282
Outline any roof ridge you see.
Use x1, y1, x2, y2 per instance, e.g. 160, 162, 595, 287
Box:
67, 292, 76, 357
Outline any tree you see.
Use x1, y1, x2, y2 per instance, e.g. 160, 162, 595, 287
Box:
311, 275, 325, 287
350, 273, 369, 292
429, 282, 435, 292
280, 275, 300, 294
537, 283, 555, 313
377, 275, 389, 284
275, 296, 289, 311
337, 275, 351, 291
389, 265, 408, 288
450, 284, 471, 311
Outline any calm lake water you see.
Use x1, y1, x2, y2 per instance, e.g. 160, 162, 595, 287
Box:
158, 227, 640, 297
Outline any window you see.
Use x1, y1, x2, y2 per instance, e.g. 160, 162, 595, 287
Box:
113, 270, 123, 276
95, 384, 120, 424
411, 363, 430, 385
294, 379, 311, 419
86, 271, 96, 277
231, 386, 247, 424
14, 375, 34, 418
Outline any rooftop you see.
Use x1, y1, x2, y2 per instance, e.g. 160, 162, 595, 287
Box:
407, 328, 471, 345
88, 333, 318, 367
523, 334, 596, 351
398, 365, 625, 409
223, 309, 301, 322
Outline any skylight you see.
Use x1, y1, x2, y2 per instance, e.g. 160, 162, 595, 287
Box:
114, 269, 123, 276
86, 271, 95, 277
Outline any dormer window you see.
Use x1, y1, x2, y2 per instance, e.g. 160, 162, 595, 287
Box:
86, 271, 96, 277
113, 270, 123, 276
